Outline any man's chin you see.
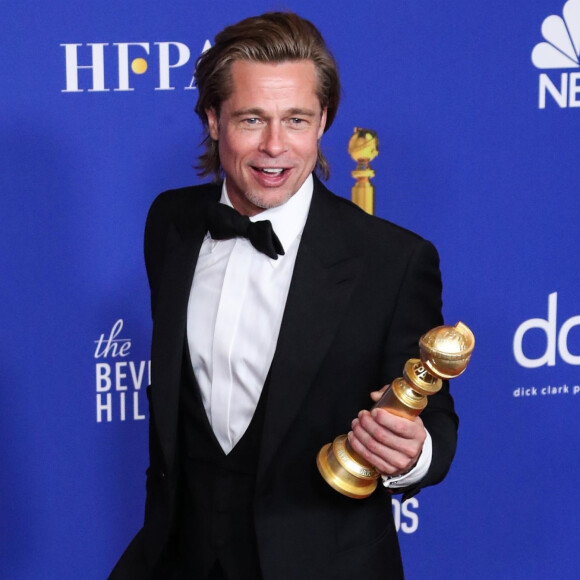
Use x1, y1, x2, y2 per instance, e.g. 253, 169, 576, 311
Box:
244, 189, 295, 211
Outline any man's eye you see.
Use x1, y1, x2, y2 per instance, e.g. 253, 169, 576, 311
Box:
244, 118, 260, 125
290, 118, 305, 124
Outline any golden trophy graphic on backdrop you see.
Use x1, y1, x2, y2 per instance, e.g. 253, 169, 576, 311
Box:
349, 127, 379, 215
317, 322, 475, 499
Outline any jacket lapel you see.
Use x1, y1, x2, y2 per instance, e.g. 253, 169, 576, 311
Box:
149, 189, 217, 474
258, 180, 363, 480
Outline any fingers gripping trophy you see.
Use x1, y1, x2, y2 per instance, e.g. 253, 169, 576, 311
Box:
316, 322, 475, 499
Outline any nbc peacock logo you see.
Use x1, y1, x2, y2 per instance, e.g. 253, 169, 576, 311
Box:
531, 0, 580, 108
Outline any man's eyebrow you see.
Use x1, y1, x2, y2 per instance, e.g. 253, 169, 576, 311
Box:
230, 107, 318, 118
286, 108, 318, 117
231, 108, 266, 118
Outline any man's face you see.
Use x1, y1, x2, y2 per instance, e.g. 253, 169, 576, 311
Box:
206, 60, 327, 216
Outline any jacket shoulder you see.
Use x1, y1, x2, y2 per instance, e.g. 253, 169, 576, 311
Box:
317, 179, 435, 256
146, 182, 219, 232
143, 182, 219, 304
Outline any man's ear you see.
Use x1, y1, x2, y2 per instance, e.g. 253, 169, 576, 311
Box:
206, 108, 219, 140
318, 107, 328, 139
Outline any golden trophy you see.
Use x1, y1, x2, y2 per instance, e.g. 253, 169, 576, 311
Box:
349, 127, 379, 215
316, 322, 475, 499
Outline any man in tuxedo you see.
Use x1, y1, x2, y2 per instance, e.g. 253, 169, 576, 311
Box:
110, 11, 458, 580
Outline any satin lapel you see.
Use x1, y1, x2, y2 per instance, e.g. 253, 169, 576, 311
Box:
258, 182, 363, 481
149, 200, 210, 475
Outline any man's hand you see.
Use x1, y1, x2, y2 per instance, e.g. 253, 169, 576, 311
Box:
348, 386, 426, 477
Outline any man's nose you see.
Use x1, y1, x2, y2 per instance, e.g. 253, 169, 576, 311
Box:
259, 123, 287, 157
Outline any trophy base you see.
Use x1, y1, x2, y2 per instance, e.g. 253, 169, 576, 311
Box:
316, 435, 378, 499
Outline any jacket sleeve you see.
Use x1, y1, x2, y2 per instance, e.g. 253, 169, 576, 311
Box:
380, 239, 459, 498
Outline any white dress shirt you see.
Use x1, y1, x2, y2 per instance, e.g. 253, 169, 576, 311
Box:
186, 174, 431, 487
187, 176, 313, 453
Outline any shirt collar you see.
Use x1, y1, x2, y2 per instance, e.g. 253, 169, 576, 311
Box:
220, 174, 313, 255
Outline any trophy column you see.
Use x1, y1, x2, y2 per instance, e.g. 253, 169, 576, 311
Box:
348, 127, 379, 216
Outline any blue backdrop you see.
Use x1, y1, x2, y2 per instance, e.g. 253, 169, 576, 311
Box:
2, 0, 579, 578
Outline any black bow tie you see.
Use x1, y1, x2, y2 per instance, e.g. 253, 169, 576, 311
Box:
206, 201, 285, 260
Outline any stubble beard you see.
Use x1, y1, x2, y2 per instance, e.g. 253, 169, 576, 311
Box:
243, 188, 296, 211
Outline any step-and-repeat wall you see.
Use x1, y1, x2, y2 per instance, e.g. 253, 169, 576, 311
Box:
2, 1, 579, 578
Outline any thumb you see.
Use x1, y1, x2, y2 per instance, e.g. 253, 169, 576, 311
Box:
370, 384, 389, 403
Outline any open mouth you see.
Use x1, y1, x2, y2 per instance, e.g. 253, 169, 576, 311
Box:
254, 167, 286, 176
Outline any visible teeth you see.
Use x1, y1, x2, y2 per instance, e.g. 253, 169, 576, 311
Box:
262, 168, 284, 175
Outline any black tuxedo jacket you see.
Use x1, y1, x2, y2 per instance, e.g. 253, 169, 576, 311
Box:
111, 176, 458, 580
